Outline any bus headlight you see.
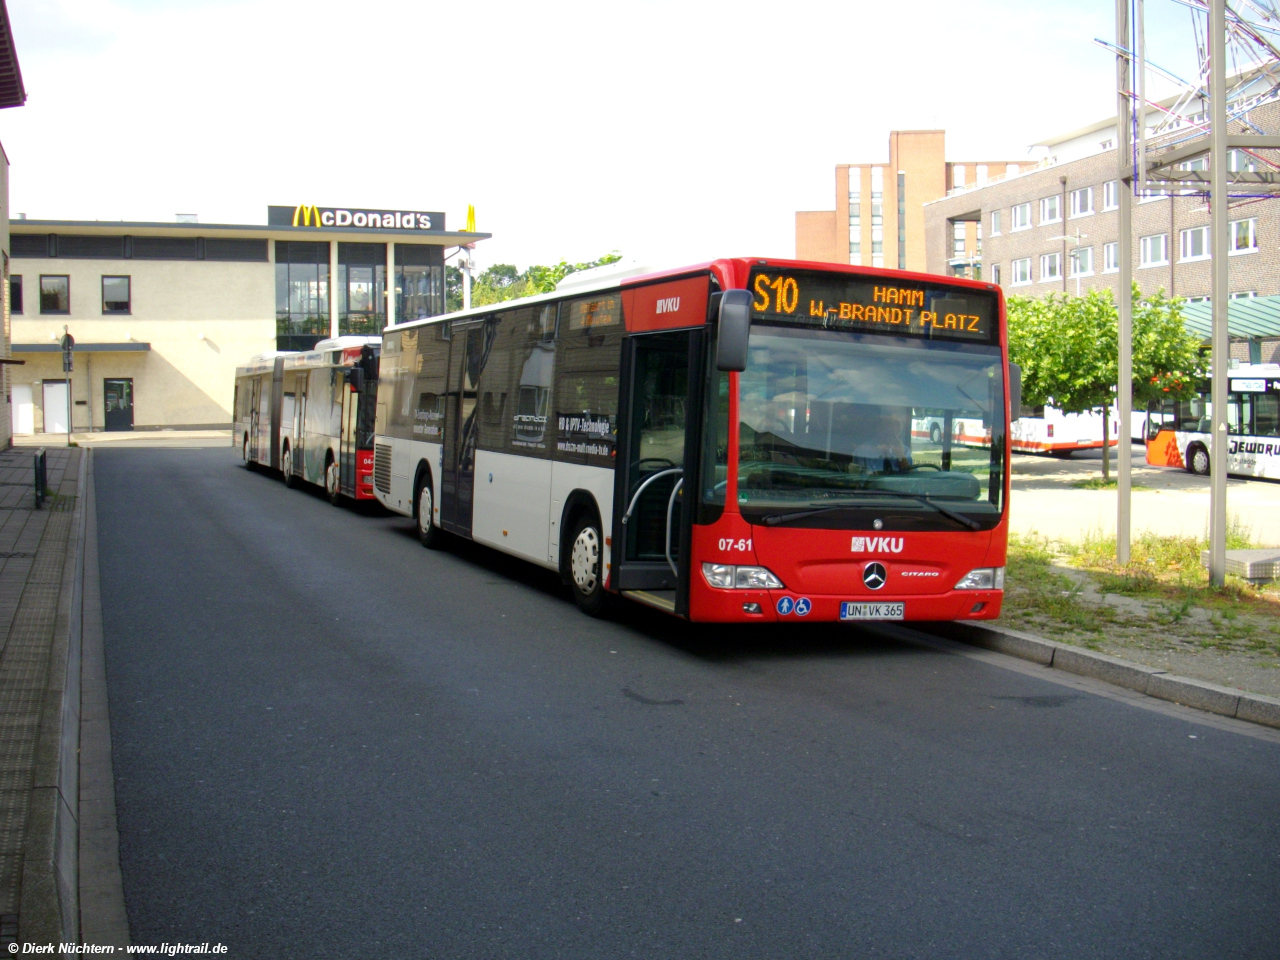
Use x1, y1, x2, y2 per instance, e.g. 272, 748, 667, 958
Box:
702, 563, 784, 590
955, 567, 1005, 590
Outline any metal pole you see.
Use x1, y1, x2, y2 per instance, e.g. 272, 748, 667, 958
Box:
66, 375, 73, 447
1208, 0, 1229, 586
1117, 0, 1134, 564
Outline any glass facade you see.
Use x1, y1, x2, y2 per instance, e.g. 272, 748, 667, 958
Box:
339, 242, 386, 335
275, 241, 330, 347
394, 243, 445, 323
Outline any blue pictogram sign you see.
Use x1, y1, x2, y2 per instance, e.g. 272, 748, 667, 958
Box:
794, 597, 812, 616
776, 596, 794, 616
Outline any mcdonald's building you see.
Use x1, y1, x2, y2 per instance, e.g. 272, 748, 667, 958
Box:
6, 205, 488, 434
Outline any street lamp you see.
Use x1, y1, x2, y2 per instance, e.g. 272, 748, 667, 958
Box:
1047, 229, 1090, 296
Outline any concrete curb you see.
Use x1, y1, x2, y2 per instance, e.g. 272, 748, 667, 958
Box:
19, 449, 88, 944
927, 619, 1280, 730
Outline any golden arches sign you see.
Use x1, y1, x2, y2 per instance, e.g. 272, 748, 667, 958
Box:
292, 204, 322, 227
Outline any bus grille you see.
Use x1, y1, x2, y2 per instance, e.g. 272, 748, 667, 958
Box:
373, 443, 392, 494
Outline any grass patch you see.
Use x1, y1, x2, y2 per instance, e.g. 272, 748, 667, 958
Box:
1069, 477, 1152, 490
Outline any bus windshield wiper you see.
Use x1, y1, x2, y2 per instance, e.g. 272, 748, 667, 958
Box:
761, 491, 982, 530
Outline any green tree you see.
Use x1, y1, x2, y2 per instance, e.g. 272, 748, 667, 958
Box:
446, 252, 623, 312
1007, 284, 1202, 480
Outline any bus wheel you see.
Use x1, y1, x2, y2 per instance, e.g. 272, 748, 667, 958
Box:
568, 515, 608, 617
282, 447, 297, 488
325, 458, 342, 505
930, 424, 942, 444
1188, 444, 1211, 476
243, 437, 254, 470
416, 480, 441, 549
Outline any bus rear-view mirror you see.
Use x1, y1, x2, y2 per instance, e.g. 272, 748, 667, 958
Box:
716, 290, 752, 372
1008, 362, 1022, 421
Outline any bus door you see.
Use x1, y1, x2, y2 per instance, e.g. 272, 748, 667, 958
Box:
340, 370, 360, 495
440, 320, 488, 536
293, 373, 306, 473
613, 329, 705, 611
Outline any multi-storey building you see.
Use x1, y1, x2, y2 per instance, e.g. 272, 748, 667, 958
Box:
796, 130, 1023, 272
0, 1, 25, 450
925, 81, 1280, 360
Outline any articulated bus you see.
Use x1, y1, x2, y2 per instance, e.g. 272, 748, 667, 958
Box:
1146, 362, 1280, 478
234, 336, 381, 502
372, 258, 1015, 622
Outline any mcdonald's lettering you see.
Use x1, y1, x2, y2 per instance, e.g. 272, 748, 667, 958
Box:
267, 204, 447, 232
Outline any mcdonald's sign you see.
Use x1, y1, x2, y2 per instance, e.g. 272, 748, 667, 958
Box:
267, 204, 449, 232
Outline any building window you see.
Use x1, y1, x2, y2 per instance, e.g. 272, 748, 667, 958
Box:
1040, 195, 1062, 224
39, 275, 69, 314
871, 225, 883, 256
953, 164, 966, 187
991, 263, 1001, 285
9, 275, 20, 315
1103, 180, 1119, 210
1069, 186, 1093, 217
1103, 241, 1119, 272
990, 210, 1001, 235
1011, 258, 1031, 286
394, 244, 445, 323
1040, 252, 1062, 281
1179, 226, 1210, 261
1180, 156, 1208, 172
872, 254, 884, 268
1140, 233, 1169, 266
1229, 290, 1258, 299
848, 182, 861, 260
953, 222, 965, 257
1069, 246, 1094, 277
1228, 149, 1258, 173
338, 242, 386, 334
1186, 295, 1210, 304
1230, 218, 1257, 254
101, 276, 130, 314
275, 240, 331, 340
1011, 202, 1031, 231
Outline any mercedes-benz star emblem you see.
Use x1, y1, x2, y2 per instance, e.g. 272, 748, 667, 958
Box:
863, 562, 887, 590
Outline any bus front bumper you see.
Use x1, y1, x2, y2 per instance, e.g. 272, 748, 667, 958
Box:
689, 586, 1003, 623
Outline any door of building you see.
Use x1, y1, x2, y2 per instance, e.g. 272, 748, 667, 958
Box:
612, 330, 703, 608
104, 379, 134, 432
42, 381, 69, 434
11, 384, 32, 435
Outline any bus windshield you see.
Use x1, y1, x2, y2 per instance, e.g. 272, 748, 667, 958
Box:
706, 326, 1006, 529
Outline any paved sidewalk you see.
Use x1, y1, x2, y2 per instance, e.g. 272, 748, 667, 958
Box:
0, 445, 81, 947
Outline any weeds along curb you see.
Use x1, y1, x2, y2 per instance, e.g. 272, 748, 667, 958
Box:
929, 620, 1280, 730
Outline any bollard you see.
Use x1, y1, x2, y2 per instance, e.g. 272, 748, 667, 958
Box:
33, 448, 46, 509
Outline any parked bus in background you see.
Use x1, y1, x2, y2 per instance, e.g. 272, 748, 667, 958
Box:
1146, 362, 1280, 478
933, 404, 1143, 458
234, 336, 381, 503
372, 258, 1016, 623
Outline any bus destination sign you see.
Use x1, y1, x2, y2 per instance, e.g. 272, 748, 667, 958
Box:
748, 270, 996, 343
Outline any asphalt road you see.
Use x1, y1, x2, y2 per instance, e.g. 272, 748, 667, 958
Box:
95, 445, 1280, 959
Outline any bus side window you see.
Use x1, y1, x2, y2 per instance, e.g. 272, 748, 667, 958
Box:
1257, 394, 1280, 436
477, 312, 516, 453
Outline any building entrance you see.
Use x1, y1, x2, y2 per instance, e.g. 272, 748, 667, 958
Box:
104, 379, 134, 431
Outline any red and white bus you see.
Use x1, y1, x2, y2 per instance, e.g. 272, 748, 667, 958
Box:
1146, 363, 1280, 478
372, 258, 1015, 622
234, 336, 381, 503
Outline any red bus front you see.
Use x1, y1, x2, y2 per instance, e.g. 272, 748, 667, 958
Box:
613, 260, 1009, 624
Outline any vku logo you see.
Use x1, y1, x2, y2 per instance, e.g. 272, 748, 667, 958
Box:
851, 535, 904, 554
655, 297, 681, 315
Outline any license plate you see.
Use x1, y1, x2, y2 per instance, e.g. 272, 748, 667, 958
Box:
840, 602, 905, 621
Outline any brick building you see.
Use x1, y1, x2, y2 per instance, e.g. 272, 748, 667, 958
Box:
925, 90, 1280, 309
796, 131, 1023, 272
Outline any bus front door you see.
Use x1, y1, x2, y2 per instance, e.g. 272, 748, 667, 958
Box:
440, 321, 486, 536
612, 329, 704, 613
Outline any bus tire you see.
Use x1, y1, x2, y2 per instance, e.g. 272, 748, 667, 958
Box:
325, 456, 342, 505
930, 424, 942, 444
1050, 449, 1074, 459
1188, 443, 1211, 476
282, 445, 297, 488
243, 436, 255, 470
568, 514, 608, 617
416, 477, 442, 549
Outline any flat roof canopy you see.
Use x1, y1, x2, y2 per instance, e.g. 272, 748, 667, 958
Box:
14, 342, 152, 353
10, 219, 490, 247
0, 1, 25, 109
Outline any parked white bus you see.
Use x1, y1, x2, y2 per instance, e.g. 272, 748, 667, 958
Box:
1146, 362, 1280, 478
234, 336, 381, 502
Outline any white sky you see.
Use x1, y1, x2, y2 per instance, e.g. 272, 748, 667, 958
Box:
3, 0, 1204, 273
